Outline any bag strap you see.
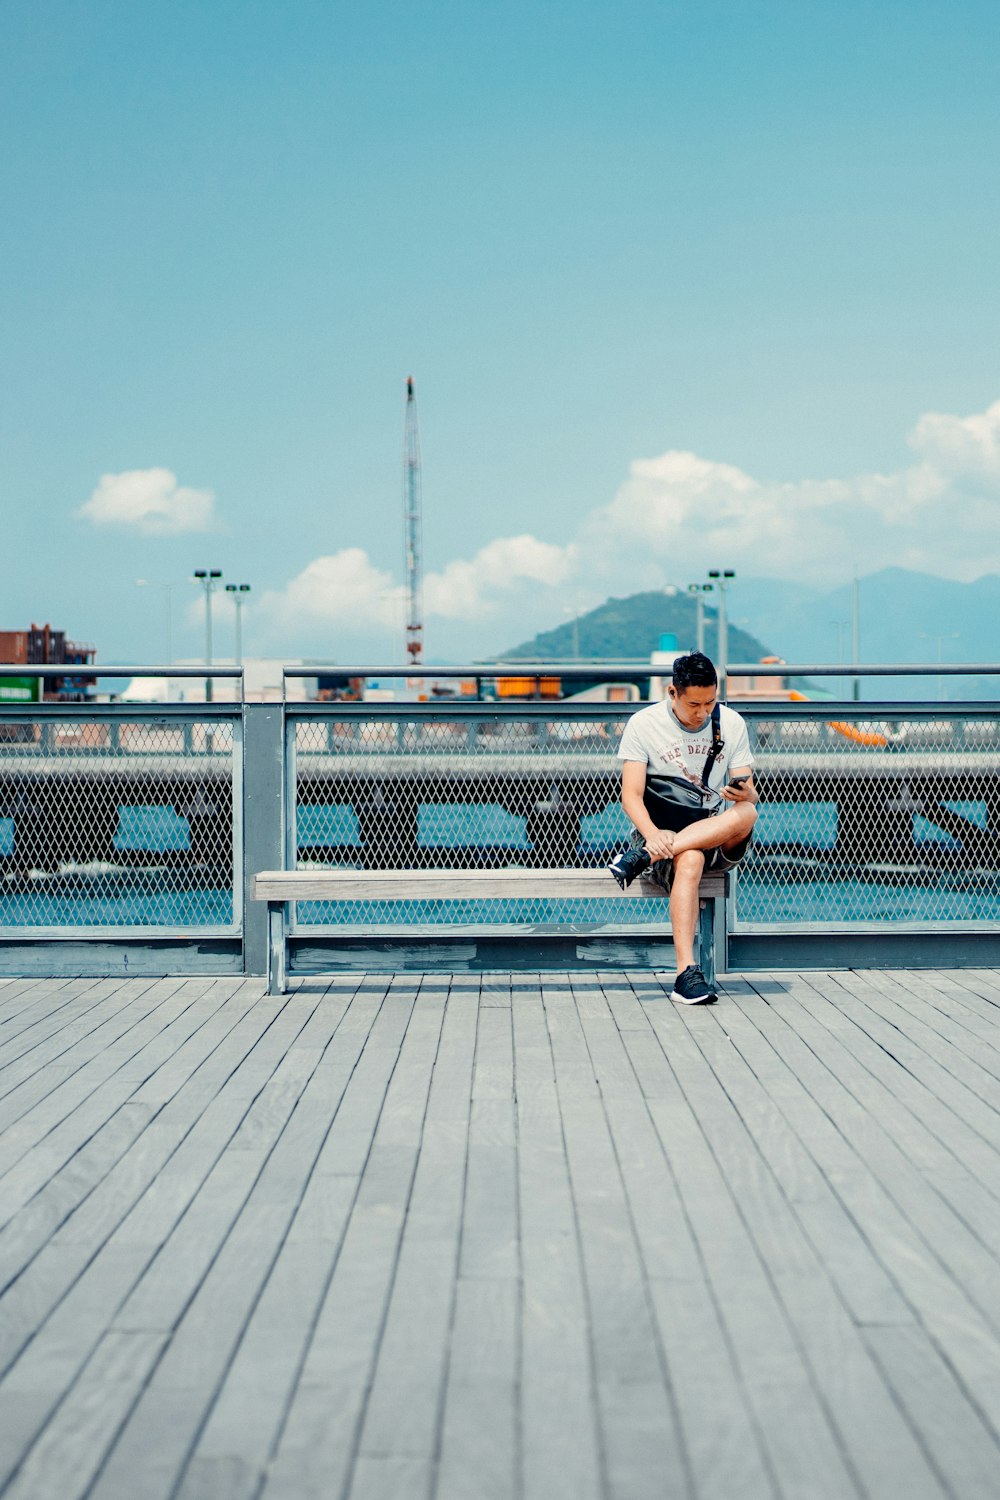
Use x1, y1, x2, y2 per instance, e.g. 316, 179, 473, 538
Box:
700, 704, 725, 790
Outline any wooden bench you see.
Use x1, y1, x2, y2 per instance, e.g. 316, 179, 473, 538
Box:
252, 867, 729, 995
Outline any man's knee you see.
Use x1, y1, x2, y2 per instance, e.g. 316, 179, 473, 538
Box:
674, 848, 705, 883
735, 803, 758, 834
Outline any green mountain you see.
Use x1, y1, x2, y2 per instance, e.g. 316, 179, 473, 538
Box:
499, 590, 775, 665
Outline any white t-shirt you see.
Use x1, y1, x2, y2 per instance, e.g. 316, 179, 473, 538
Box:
616, 700, 754, 811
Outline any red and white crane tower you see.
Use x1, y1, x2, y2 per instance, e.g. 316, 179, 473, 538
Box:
402, 376, 423, 663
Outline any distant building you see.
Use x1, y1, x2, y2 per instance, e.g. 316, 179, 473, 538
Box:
0, 623, 97, 702
117, 659, 319, 704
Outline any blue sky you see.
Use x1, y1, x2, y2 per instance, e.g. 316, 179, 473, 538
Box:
2, 0, 999, 664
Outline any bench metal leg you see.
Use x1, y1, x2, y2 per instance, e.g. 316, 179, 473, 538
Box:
267, 902, 287, 995
698, 898, 716, 992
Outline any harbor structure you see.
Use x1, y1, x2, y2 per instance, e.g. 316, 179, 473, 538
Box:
0, 623, 96, 702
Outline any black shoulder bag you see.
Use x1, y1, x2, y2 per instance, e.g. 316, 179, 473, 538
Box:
641, 705, 725, 833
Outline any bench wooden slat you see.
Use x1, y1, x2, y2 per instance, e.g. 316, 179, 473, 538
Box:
253, 868, 728, 904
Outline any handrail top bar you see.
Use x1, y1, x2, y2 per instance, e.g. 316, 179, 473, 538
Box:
0, 665, 244, 679
280, 699, 1000, 717
281, 661, 1000, 679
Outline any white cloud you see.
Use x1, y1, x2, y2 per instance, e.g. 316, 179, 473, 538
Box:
908, 399, 1000, 486
257, 549, 399, 636
249, 396, 1000, 657
78, 468, 218, 535
581, 398, 1000, 586
424, 534, 575, 618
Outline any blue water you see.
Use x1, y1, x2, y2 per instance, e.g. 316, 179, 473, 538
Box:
1, 800, 996, 929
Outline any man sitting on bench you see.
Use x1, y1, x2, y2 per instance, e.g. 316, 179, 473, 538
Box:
609, 651, 758, 1005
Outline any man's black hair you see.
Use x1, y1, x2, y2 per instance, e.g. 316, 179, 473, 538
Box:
671, 651, 717, 691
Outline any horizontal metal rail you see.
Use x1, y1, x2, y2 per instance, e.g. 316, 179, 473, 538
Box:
282, 662, 1000, 680
0, 664, 244, 678
284, 699, 1000, 720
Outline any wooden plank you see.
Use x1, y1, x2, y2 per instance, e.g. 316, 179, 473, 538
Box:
735, 974, 1000, 1436
887, 968, 1000, 1040
551, 976, 688, 1500
459, 998, 517, 1280
261, 984, 441, 1500
831, 970, 1000, 1125
92, 996, 364, 1499
0, 984, 262, 1294
0, 979, 231, 1216
803, 972, 1000, 1209
172, 996, 393, 1493
0, 1330, 168, 1500
639, 995, 864, 1499
0, 976, 227, 1150
0, 976, 155, 1084
512, 987, 602, 1500
436, 1279, 519, 1500
0, 977, 104, 1053
0, 997, 308, 1473
861, 968, 1000, 1071
354, 991, 474, 1471
680, 999, 947, 1499
863, 1323, 1000, 1499
784, 976, 1000, 1201
774, 976, 1000, 1249
574, 977, 774, 1499
717, 983, 921, 1326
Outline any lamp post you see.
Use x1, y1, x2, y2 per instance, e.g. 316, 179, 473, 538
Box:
687, 582, 713, 654
225, 583, 251, 666
135, 579, 175, 664
851, 576, 861, 702
193, 570, 222, 701
920, 631, 959, 703
706, 570, 735, 697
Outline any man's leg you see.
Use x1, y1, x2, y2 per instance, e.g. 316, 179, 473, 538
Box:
671, 803, 757, 859
669, 848, 705, 971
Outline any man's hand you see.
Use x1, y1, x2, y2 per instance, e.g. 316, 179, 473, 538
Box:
720, 770, 758, 805
644, 828, 675, 861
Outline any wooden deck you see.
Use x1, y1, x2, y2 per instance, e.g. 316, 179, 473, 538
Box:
1, 969, 1000, 1500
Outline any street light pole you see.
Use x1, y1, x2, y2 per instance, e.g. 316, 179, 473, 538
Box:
225, 583, 251, 666
920, 631, 959, 703
193, 570, 222, 701
851, 577, 861, 702
707, 570, 735, 697
687, 583, 713, 654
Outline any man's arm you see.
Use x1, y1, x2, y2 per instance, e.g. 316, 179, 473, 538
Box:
621, 760, 675, 861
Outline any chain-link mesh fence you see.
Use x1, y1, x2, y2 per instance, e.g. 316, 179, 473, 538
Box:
289, 708, 653, 933
737, 707, 1000, 928
289, 704, 1000, 935
0, 712, 240, 931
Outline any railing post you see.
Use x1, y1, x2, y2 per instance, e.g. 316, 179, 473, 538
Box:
243, 702, 285, 977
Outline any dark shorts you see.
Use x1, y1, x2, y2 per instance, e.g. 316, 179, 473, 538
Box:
628, 826, 753, 892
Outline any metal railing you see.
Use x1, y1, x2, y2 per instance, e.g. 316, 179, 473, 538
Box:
283, 668, 1000, 941
1, 662, 998, 968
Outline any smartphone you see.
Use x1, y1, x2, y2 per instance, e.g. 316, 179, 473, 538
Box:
727, 774, 751, 790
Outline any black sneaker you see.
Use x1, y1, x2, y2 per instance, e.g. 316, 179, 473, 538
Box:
670, 966, 717, 1005
608, 844, 651, 889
